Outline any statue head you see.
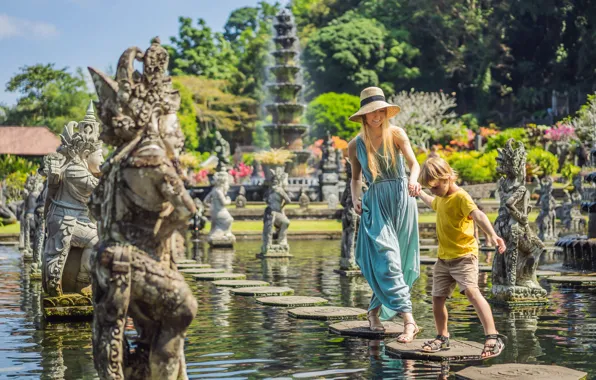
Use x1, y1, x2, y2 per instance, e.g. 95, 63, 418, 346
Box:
213, 171, 230, 192
57, 103, 104, 175
89, 37, 182, 155
496, 139, 526, 182
270, 167, 288, 189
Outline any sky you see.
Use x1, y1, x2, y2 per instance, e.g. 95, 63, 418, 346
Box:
0, 0, 279, 106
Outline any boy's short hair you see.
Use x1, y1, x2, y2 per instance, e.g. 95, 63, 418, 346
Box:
419, 157, 458, 187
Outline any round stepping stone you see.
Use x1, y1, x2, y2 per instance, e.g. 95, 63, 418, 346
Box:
479, 246, 496, 252
329, 320, 405, 338
177, 263, 211, 268
478, 265, 492, 272
288, 306, 367, 321
546, 276, 596, 285
213, 280, 270, 288
420, 256, 438, 265
231, 286, 294, 297
177, 259, 198, 264
420, 245, 439, 252
386, 339, 486, 362
455, 363, 587, 380
179, 268, 224, 274
193, 273, 246, 281
333, 269, 362, 277
256, 296, 328, 307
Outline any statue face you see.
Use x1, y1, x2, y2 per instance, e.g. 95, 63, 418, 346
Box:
87, 148, 104, 175
161, 114, 184, 160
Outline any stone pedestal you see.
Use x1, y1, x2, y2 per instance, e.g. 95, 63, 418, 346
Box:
42, 292, 93, 320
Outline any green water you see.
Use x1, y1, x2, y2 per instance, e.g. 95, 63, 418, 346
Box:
0, 241, 594, 379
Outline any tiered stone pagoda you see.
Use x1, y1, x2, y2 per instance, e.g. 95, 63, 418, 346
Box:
264, 8, 310, 168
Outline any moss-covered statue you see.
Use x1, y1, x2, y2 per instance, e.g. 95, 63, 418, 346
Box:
491, 139, 548, 305
89, 37, 197, 380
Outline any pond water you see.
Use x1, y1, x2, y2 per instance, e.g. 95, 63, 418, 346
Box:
0, 240, 595, 379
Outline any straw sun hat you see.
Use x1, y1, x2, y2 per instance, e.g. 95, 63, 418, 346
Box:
348, 87, 400, 123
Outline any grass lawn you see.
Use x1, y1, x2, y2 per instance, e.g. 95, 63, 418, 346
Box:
0, 223, 19, 234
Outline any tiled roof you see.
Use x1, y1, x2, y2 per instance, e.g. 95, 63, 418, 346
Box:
0, 126, 60, 156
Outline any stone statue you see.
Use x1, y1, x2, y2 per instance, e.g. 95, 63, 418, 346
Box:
491, 139, 547, 304
339, 159, 360, 271
559, 190, 585, 233
535, 176, 557, 241
319, 131, 340, 201
298, 187, 310, 209
214, 130, 231, 172
21, 173, 44, 261
204, 171, 236, 247
0, 182, 17, 225
42, 104, 104, 315
88, 38, 198, 380
261, 167, 291, 256
235, 185, 247, 208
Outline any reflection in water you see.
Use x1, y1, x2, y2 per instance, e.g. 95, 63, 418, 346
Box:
1, 242, 596, 378
208, 247, 235, 272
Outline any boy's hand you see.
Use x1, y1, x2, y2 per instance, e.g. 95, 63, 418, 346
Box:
489, 235, 506, 254
408, 181, 421, 197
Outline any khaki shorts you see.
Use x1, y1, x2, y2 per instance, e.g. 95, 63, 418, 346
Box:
432, 254, 479, 297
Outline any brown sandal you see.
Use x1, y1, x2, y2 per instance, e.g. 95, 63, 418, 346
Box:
421, 335, 450, 352
396, 322, 419, 343
367, 310, 385, 332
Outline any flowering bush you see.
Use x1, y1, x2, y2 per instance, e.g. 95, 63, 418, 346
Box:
192, 169, 211, 186
544, 123, 576, 142
527, 147, 559, 178
229, 162, 253, 183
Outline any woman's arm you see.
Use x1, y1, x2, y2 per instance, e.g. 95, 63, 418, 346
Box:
392, 127, 421, 196
347, 138, 363, 215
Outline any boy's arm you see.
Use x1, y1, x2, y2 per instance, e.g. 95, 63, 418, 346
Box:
470, 209, 506, 253
417, 190, 435, 208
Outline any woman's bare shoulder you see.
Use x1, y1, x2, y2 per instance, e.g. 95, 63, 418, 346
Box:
348, 135, 361, 149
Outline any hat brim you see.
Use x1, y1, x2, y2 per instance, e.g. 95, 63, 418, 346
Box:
349, 101, 401, 122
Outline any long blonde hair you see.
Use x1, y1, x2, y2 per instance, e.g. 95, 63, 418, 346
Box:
360, 114, 398, 181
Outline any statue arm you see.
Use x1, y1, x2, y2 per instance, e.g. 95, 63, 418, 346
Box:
505, 186, 528, 224
158, 164, 196, 224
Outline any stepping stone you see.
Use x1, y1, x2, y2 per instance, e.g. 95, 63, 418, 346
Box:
478, 265, 492, 272
455, 363, 587, 380
288, 306, 367, 321
193, 273, 246, 281
479, 246, 496, 252
420, 256, 438, 265
329, 320, 405, 338
177, 263, 211, 268
386, 339, 486, 362
256, 252, 293, 259
420, 245, 439, 252
179, 268, 225, 274
546, 276, 596, 286
213, 280, 270, 288
256, 296, 328, 307
177, 259, 198, 264
536, 270, 561, 277
231, 286, 294, 297
333, 269, 362, 277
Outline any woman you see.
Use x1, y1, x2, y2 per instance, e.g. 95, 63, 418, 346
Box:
347, 87, 421, 343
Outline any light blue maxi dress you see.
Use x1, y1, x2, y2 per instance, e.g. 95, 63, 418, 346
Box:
355, 135, 420, 320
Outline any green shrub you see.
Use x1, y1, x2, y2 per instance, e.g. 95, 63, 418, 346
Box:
446, 150, 497, 184
561, 162, 581, 182
306, 92, 361, 140
0, 155, 38, 179
485, 128, 529, 151
527, 148, 559, 177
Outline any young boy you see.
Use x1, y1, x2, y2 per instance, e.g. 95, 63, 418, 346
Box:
417, 157, 507, 358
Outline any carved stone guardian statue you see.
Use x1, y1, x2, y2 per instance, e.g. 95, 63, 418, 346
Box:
205, 171, 236, 247
339, 159, 360, 272
491, 139, 548, 305
214, 130, 231, 172
89, 38, 197, 379
536, 176, 557, 241
21, 173, 44, 261
298, 187, 309, 209
261, 167, 291, 257
41, 105, 104, 319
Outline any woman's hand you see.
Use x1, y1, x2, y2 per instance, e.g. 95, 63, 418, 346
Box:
353, 198, 362, 215
408, 181, 421, 197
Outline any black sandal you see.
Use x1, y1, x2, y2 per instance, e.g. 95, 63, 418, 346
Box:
421, 335, 450, 352
481, 333, 506, 358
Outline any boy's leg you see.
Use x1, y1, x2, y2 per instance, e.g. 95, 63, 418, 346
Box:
464, 288, 497, 336
432, 296, 449, 337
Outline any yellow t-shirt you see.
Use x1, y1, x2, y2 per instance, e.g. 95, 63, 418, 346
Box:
431, 189, 479, 260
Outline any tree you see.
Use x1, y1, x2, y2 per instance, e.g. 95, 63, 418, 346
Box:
1, 64, 93, 134
306, 92, 361, 140
172, 79, 199, 150
166, 17, 240, 82
302, 11, 420, 98
389, 90, 457, 149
